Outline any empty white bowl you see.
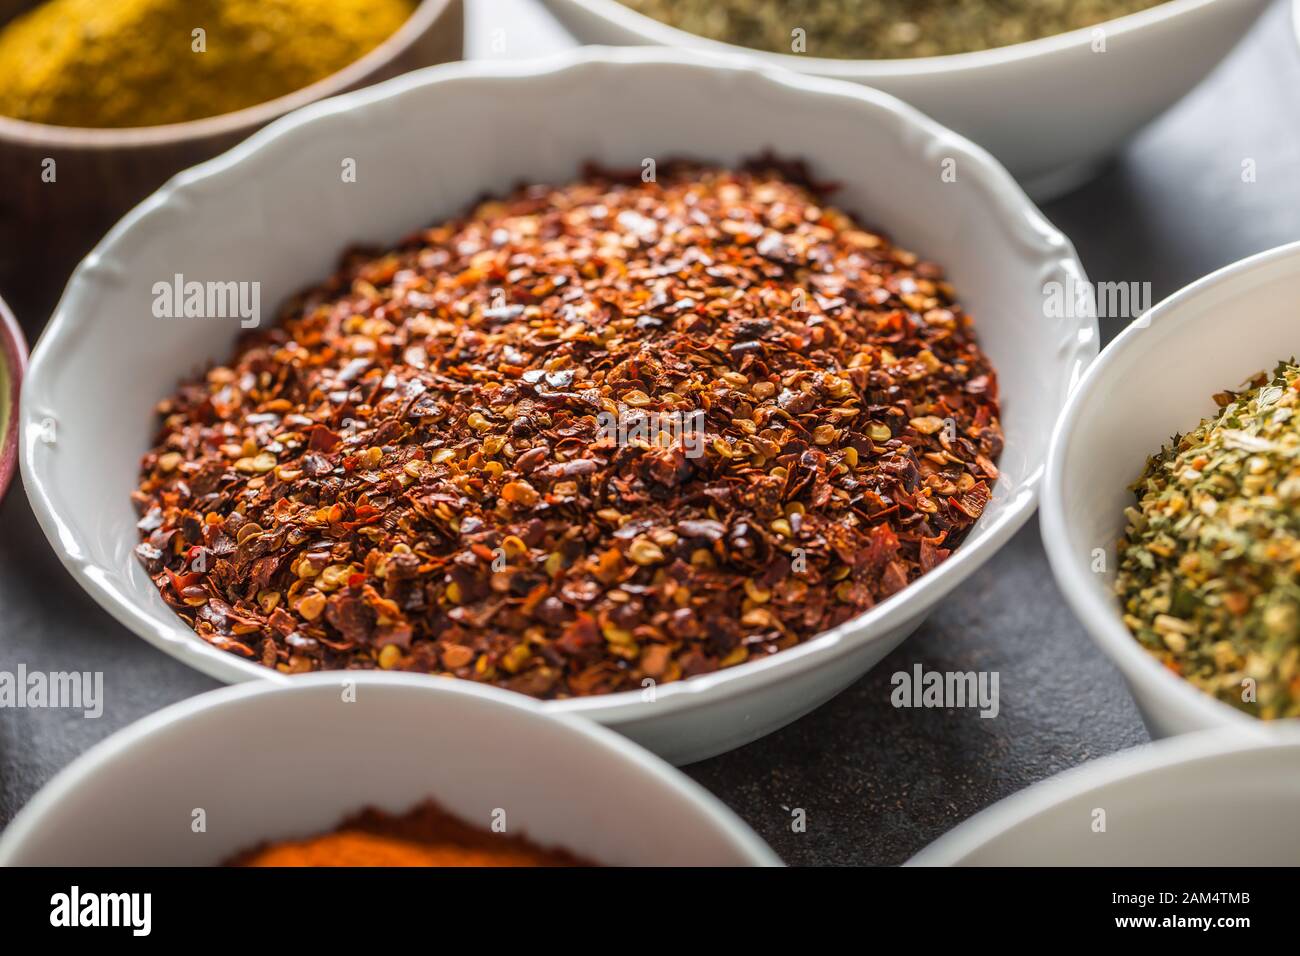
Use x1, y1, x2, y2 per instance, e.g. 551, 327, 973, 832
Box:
21, 47, 1095, 764
909, 728, 1297, 865
0, 673, 780, 866
541, 0, 1272, 198
1042, 240, 1300, 739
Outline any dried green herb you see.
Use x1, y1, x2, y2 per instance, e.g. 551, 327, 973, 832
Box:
619, 0, 1168, 59
1115, 362, 1300, 719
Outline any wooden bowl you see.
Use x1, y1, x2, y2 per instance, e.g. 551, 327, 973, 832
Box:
0, 0, 463, 323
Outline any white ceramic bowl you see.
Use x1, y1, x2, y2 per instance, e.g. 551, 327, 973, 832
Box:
1042, 241, 1300, 740
541, 0, 1271, 198
0, 673, 780, 866
909, 728, 1297, 865
21, 47, 1095, 764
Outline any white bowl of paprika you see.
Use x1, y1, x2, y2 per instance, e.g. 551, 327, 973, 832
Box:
0, 673, 781, 866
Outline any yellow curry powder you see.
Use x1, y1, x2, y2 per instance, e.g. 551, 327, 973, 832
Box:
0, 0, 416, 128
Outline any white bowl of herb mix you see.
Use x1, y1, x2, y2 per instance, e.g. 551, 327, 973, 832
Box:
1042, 241, 1300, 740
540, 0, 1271, 198
909, 728, 1300, 865
22, 48, 1095, 765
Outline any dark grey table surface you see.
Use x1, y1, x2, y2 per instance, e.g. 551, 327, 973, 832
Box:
1, 1, 1297, 867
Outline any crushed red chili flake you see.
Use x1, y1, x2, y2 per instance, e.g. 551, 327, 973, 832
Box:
132, 158, 1002, 698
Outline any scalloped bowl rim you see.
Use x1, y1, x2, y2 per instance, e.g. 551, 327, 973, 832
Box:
21, 46, 1096, 727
